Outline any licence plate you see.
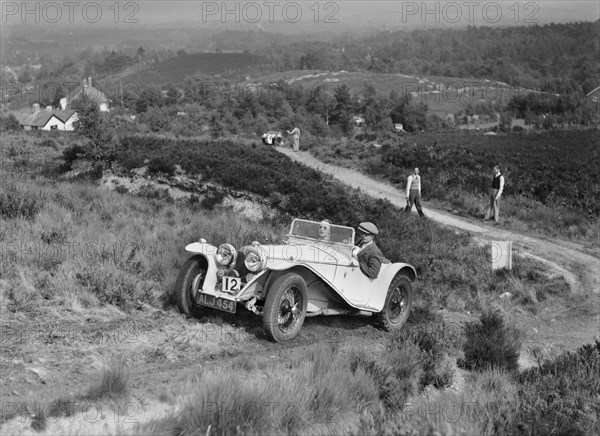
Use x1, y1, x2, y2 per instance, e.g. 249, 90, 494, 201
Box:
198, 293, 236, 313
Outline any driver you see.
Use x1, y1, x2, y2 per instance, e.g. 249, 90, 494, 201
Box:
353, 222, 384, 279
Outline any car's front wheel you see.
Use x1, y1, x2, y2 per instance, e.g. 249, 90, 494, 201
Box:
174, 256, 208, 318
374, 275, 413, 331
263, 273, 308, 342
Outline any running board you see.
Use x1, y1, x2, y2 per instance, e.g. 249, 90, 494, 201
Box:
305, 308, 371, 317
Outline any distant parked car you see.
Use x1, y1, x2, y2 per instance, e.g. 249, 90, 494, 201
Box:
175, 218, 416, 342
261, 131, 283, 146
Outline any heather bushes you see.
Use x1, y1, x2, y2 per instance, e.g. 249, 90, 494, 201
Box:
509, 340, 600, 435
0, 182, 44, 220
308, 129, 600, 243
462, 309, 524, 372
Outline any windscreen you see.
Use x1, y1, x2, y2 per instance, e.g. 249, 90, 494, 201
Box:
289, 219, 354, 246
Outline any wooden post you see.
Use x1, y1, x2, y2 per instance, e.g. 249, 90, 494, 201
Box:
491, 241, 512, 271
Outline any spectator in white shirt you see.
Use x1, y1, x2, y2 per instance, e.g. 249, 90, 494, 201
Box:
405, 167, 425, 217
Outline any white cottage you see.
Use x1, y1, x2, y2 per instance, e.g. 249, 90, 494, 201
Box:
20, 104, 78, 131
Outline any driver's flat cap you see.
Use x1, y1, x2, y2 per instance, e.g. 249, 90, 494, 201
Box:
358, 222, 379, 235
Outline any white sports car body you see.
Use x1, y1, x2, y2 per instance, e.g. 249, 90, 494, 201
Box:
175, 219, 416, 342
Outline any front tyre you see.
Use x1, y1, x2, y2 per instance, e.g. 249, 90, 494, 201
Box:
374, 276, 413, 331
175, 256, 208, 318
263, 273, 308, 343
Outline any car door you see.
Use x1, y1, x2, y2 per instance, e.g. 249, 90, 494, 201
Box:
331, 261, 377, 308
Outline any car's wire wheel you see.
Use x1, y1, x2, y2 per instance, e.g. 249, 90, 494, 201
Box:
387, 284, 409, 323
374, 275, 413, 331
277, 286, 303, 333
263, 273, 308, 342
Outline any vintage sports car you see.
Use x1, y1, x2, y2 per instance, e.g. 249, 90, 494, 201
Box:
175, 219, 416, 342
261, 131, 283, 146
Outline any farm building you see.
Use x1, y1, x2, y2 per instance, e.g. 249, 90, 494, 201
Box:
20, 104, 78, 131
60, 77, 109, 112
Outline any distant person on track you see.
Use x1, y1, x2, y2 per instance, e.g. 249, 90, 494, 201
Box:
352, 222, 384, 279
483, 164, 505, 223
405, 167, 425, 217
287, 126, 301, 152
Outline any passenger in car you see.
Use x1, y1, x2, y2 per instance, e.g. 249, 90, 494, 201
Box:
318, 219, 332, 241
353, 222, 384, 279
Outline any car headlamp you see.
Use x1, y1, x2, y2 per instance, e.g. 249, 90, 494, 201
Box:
216, 244, 236, 267
243, 247, 265, 272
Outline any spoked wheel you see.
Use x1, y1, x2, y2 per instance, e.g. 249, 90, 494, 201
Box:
174, 256, 208, 318
374, 276, 413, 331
263, 273, 308, 342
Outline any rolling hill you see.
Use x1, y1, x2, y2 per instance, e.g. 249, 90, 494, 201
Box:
122, 52, 272, 86
250, 69, 538, 118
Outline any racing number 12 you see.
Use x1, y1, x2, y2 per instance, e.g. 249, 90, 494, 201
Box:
223, 277, 241, 293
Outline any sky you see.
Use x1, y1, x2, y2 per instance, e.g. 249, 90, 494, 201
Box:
1, 1, 599, 30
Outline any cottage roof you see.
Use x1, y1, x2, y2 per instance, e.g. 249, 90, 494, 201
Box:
64, 84, 109, 106
20, 109, 77, 127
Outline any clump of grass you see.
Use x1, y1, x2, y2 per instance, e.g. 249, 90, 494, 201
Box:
461, 309, 524, 372
387, 320, 461, 389
85, 365, 131, 401
348, 342, 422, 412
0, 182, 43, 220
137, 342, 389, 435
27, 366, 131, 432
507, 340, 600, 436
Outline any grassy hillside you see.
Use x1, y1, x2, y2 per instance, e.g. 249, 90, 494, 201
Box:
122, 52, 271, 85
2, 132, 597, 436
252, 69, 525, 117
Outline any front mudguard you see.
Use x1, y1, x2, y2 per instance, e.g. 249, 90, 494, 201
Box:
184, 242, 219, 295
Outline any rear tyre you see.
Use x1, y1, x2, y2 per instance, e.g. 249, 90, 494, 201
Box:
175, 256, 208, 318
263, 273, 308, 343
374, 276, 413, 331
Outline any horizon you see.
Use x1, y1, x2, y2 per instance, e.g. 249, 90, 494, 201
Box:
1, 1, 599, 32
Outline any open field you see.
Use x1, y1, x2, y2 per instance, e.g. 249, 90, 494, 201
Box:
1, 132, 599, 435
252, 70, 533, 117
122, 52, 271, 86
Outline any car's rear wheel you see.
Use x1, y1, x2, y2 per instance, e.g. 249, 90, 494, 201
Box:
263, 273, 308, 342
374, 275, 413, 331
175, 256, 208, 318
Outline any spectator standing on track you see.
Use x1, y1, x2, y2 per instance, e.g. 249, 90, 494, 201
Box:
287, 126, 301, 152
483, 164, 505, 223
405, 167, 425, 217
